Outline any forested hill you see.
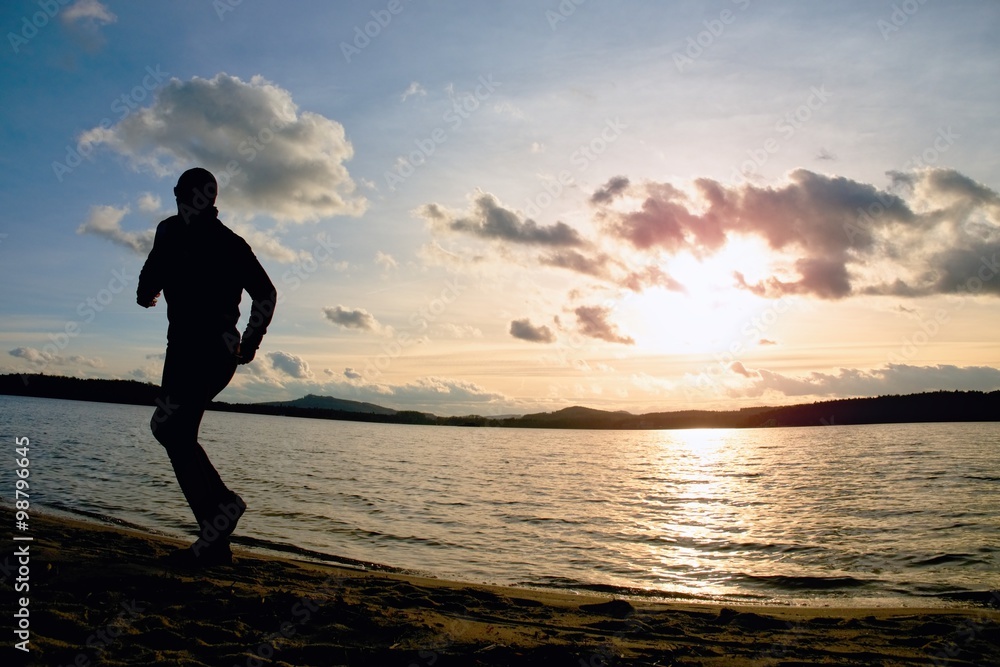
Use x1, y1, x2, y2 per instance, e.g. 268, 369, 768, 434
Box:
499, 392, 1000, 429
1, 373, 998, 430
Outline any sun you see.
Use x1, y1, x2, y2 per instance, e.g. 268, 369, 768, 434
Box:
619, 236, 779, 355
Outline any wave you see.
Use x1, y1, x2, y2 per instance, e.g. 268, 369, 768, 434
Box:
735, 573, 875, 591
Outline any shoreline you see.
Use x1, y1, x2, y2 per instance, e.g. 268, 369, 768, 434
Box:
4, 376, 1000, 431
10, 512, 1000, 665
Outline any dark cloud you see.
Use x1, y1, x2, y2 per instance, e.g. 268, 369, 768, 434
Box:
538, 250, 616, 279
509, 318, 556, 343
574, 306, 634, 345
730, 361, 755, 377
420, 193, 585, 247
620, 264, 685, 293
590, 176, 630, 204
603, 168, 1000, 300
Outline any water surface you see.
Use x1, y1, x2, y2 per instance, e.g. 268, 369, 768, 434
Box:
2, 395, 997, 607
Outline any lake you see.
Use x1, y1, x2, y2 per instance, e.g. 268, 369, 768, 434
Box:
2, 395, 997, 607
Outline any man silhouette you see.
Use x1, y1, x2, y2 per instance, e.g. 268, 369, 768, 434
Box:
137, 167, 276, 566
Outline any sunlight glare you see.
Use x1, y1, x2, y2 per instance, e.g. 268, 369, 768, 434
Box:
621, 236, 778, 355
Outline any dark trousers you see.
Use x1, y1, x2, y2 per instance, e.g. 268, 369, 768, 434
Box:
150, 338, 239, 540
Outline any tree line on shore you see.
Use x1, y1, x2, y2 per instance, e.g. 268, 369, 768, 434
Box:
2, 373, 997, 430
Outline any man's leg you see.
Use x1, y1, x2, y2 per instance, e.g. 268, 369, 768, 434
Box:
151, 343, 243, 557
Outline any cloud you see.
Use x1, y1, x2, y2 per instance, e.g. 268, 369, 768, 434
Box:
77, 200, 302, 263
78, 73, 367, 223
136, 192, 161, 212
435, 323, 483, 339
9, 347, 102, 369
732, 363, 1000, 399
419, 192, 586, 247
590, 176, 630, 204
374, 251, 398, 271
369, 376, 508, 413
400, 81, 427, 102
538, 249, 617, 279
574, 305, 634, 345
228, 371, 513, 416
509, 318, 556, 343
600, 168, 1000, 300
266, 351, 312, 379
323, 305, 389, 335
60, 0, 116, 52
619, 264, 686, 292
76, 204, 154, 254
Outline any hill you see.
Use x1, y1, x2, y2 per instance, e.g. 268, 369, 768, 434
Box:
261, 394, 397, 415
2, 373, 998, 431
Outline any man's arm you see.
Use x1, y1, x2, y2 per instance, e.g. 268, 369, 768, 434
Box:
137, 221, 168, 308
237, 247, 277, 364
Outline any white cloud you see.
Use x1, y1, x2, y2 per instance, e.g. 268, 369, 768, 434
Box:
60, 0, 116, 52
323, 305, 392, 336
730, 363, 1000, 399
78, 73, 367, 223
266, 351, 312, 379
374, 251, 398, 271
9, 347, 102, 370
435, 323, 483, 339
136, 192, 161, 212
76, 204, 154, 254
400, 81, 427, 102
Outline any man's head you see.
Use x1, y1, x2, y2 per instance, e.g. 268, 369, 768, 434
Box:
174, 167, 218, 214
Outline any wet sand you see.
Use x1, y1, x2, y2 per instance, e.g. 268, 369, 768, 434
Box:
10, 512, 999, 666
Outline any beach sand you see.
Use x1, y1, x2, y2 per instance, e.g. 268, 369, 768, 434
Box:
11, 513, 999, 666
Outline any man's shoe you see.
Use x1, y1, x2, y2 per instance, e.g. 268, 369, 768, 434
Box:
219, 492, 247, 539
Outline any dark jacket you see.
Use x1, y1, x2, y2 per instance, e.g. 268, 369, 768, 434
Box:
137, 212, 276, 355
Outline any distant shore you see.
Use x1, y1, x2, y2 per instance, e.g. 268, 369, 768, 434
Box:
2, 373, 999, 430
17, 511, 1000, 665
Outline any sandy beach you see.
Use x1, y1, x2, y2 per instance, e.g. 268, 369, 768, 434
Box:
3, 512, 995, 666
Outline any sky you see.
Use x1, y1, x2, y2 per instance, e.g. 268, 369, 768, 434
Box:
2, 0, 1000, 416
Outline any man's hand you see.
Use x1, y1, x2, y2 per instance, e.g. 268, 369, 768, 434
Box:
234, 342, 257, 365
138, 292, 161, 308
